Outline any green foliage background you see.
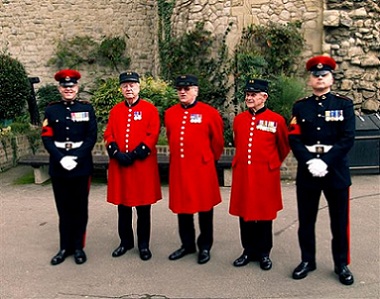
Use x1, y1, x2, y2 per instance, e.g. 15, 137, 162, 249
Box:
0, 53, 31, 124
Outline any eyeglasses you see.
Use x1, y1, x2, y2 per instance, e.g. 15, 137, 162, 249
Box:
176, 86, 191, 91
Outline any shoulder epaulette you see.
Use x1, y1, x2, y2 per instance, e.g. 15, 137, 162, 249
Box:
294, 95, 310, 103
78, 100, 91, 104
48, 101, 60, 106
332, 93, 352, 101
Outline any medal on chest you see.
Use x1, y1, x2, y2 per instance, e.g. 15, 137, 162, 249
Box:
190, 114, 202, 123
256, 120, 277, 133
71, 112, 89, 122
325, 110, 343, 121
134, 111, 142, 121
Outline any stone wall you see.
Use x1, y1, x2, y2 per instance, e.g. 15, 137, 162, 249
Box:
1, 0, 378, 111
170, 0, 379, 112
0, 0, 159, 87
324, 0, 380, 112
0, 135, 33, 172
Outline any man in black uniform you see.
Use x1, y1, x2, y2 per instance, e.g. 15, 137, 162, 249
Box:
288, 55, 355, 285
41, 69, 97, 265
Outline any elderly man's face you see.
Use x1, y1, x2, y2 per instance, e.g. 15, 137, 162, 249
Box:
121, 82, 140, 103
176, 86, 198, 106
245, 91, 268, 111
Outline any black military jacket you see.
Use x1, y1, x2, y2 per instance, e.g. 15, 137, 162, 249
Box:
289, 92, 355, 189
42, 100, 98, 177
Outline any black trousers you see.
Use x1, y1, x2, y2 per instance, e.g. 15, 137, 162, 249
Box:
296, 185, 350, 266
177, 208, 213, 251
51, 175, 90, 251
117, 204, 151, 250
239, 218, 273, 258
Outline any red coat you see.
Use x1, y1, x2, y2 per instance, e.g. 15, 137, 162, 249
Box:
104, 99, 162, 206
165, 101, 224, 214
229, 108, 290, 221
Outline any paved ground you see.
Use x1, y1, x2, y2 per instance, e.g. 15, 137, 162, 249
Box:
1, 166, 379, 299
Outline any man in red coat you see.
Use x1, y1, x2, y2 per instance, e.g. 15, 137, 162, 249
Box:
165, 74, 224, 264
229, 78, 290, 270
104, 71, 162, 261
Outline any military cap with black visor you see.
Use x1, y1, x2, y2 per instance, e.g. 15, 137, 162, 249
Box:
54, 69, 81, 87
306, 55, 336, 77
119, 71, 140, 84
245, 78, 269, 93
175, 74, 198, 87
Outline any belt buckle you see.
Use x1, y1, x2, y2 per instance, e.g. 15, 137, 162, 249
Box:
65, 142, 73, 149
315, 146, 324, 154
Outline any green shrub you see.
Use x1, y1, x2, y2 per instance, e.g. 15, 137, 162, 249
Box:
267, 74, 307, 122
36, 84, 61, 118
48, 35, 130, 72
0, 53, 31, 124
236, 21, 304, 77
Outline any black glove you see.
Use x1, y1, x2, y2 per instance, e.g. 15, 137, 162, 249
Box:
132, 142, 151, 160
107, 142, 119, 158
114, 152, 135, 167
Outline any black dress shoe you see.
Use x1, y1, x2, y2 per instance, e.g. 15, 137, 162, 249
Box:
292, 261, 316, 279
139, 248, 152, 261
168, 247, 196, 260
50, 249, 68, 266
233, 254, 251, 267
334, 265, 354, 285
198, 250, 210, 264
112, 245, 133, 257
74, 249, 87, 265
260, 256, 272, 270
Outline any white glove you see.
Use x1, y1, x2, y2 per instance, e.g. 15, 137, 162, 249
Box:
306, 158, 328, 177
60, 156, 78, 171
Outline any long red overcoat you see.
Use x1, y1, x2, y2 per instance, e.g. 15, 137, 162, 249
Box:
104, 99, 162, 206
165, 101, 224, 214
229, 108, 290, 221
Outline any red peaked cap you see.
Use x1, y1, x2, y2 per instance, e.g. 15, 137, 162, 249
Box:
54, 69, 81, 86
306, 55, 336, 72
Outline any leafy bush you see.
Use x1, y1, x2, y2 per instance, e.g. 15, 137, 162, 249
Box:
36, 84, 61, 118
0, 53, 31, 125
236, 21, 304, 77
48, 35, 130, 72
233, 21, 306, 121
267, 75, 307, 122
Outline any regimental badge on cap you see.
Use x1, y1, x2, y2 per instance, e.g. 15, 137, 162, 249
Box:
54, 69, 81, 87
245, 78, 269, 93
175, 74, 198, 87
306, 55, 336, 73
119, 71, 140, 84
